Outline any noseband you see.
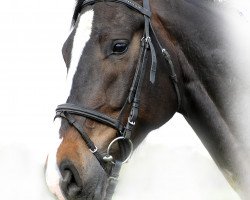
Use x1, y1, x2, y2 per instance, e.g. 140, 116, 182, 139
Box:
55, 0, 181, 197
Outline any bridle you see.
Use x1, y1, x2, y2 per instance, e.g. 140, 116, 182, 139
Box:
55, 0, 181, 198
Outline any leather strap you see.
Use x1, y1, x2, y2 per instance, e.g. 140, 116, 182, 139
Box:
123, 33, 149, 139
56, 103, 124, 132
81, 0, 151, 17
142, 0, 157, 83
55, 111, 109, 171
149, 22, 182, 110
128, 41, 145, 103
104, 161, 122, 200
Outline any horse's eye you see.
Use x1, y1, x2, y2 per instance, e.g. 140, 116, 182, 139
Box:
112, 42, 128, 54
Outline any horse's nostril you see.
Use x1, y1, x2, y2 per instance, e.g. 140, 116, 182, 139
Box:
60, 161, 83, 198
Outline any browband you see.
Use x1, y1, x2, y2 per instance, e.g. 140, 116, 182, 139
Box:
80, 0, 151, 17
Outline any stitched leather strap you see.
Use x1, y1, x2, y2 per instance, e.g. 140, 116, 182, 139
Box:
55, 111, 109, 171
128, 37, 145, 103
56, 103, 124, 132
123, 33, 149, 138
105, 161, 122, 200
142, 0, 157, 83
149, 22, 182, 110
81, 0, 151, 17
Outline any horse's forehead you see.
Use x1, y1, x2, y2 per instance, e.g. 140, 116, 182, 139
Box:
65, 9, 94, 99
64, 4, 142, 99
92, 3, 140, 30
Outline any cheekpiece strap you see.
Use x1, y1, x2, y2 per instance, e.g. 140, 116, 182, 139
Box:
105, 161, 122, 199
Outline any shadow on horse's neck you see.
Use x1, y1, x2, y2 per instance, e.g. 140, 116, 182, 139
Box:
151, 0, 250, 198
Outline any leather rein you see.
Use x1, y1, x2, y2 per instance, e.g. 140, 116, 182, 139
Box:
55, 0, 181, 198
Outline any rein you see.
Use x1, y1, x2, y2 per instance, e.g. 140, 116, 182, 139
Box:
55, 0, 181, 198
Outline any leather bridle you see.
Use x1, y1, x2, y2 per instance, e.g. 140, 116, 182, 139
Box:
55, 0, 181, 198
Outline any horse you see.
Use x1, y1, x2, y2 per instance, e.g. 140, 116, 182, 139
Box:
45, 0, 250, 199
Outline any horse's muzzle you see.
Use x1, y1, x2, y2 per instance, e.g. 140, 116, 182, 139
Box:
60, 160, 83, 199
58, 159, 107, 200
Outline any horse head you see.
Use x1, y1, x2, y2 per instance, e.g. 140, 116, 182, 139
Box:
45, 0, 180, 199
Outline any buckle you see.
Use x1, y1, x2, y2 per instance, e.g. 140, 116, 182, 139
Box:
162, 48, 171, 60
140, 37, 145, 46
89, 146, 98, 153
128, 118, 136, 126
141, 36, 151, 46
170, 74, 178, 83
145, 36, 151, 43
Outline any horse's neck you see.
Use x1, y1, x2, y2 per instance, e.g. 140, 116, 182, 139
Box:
153, 0, 250, 196
153, 0, 250, 145
153, 2, 227, 115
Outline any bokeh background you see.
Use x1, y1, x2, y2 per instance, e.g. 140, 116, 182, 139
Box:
0, 0, 249, 199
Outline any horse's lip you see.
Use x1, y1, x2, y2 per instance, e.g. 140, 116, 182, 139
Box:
93, 172, 109, 200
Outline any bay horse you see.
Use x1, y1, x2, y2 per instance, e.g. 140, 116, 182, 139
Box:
45, 0, 250, 199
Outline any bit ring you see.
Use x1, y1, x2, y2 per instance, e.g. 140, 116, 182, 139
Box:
105, 136, 133, 164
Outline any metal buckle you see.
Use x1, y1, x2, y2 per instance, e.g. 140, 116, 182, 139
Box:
108, 176, 119, 182
141, 36, 150, 42
145, 36, 151, 43
103, 137, 134, 164
145, 36, 151, 48
89, 146, 98, 153
162, 48, 171, 60
141, 36, 151, 47
140, 36, 146, 47
128, 118, 136, 126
